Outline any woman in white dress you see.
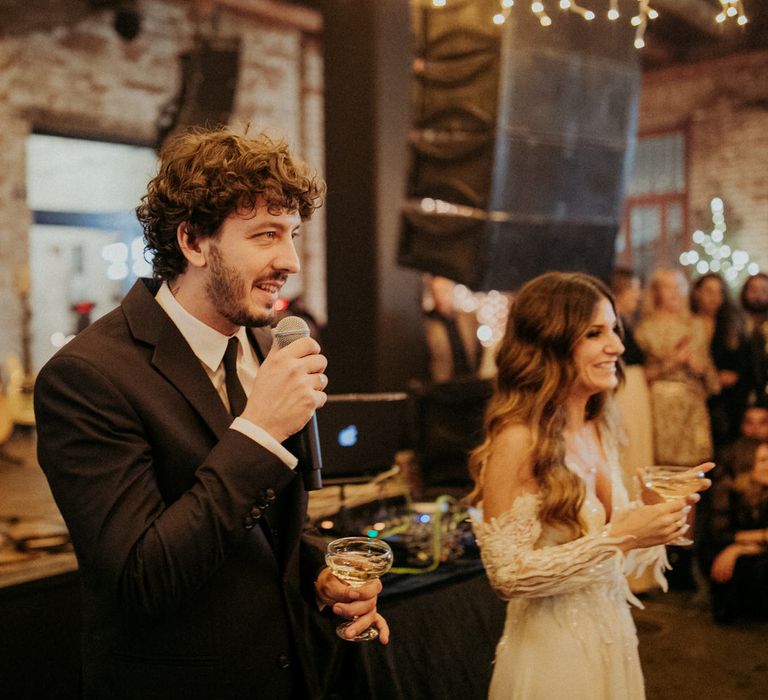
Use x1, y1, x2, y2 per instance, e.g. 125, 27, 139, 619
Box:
468, 272, 713, 700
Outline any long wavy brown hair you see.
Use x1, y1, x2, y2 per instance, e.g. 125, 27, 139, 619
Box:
468, 272, 624, 538
136, 127, 325, 282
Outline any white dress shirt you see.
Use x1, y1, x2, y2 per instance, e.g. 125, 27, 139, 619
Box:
155, 282, 297, 469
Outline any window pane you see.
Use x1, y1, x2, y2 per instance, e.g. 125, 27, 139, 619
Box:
28, 225, 124, 372
630, 205, 662, 277
26, 134, 158, 371
630, 205, 661, 247
666, 201, 683, 243
627, 132, 685, 196
27, 135, 157, 212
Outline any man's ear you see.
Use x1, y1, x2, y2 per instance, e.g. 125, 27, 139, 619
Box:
177, 223, 207, 268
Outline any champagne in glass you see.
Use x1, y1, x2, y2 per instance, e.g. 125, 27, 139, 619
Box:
643, 465, 705, 546
325, 536, 393, 642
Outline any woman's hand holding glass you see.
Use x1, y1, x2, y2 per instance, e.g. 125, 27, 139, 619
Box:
609, 462, 714, 549
610, 500, 693, 550
639, 462, 714, 505
639, 462, 715, 545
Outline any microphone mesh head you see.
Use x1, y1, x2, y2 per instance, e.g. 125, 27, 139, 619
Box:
274, 315, 311, 348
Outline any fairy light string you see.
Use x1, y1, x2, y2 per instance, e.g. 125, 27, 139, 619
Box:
430, 0, 749, 48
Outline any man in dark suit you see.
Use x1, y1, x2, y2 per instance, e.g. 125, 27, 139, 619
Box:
740, 272, 768, 408
34, 127, 388, 699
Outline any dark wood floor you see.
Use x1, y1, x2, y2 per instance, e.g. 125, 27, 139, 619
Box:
636, 588, 768, 700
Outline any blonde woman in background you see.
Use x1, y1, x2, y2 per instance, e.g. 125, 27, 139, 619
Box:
469, 271, 712, 700
636, 268, 720, 466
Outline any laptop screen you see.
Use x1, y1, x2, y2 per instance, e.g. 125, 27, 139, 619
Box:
315, 392, 412, 480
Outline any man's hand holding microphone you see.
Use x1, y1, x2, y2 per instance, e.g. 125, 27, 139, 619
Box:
240, 317, 328, 445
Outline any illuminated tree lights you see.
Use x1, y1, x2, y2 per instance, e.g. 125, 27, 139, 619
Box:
679, 197, 760, 288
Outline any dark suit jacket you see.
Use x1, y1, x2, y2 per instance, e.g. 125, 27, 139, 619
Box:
34, 278, 334, 699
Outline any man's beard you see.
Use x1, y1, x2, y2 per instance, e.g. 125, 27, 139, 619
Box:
205, 243, 275, 328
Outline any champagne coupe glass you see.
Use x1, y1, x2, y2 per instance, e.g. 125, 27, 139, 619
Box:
325, 536, 393, 642
642, 465, 705, 546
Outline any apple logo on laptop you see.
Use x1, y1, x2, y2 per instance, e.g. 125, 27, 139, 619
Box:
338, 424, 358, 447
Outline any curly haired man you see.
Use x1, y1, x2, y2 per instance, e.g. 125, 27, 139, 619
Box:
35, 128, 388, 700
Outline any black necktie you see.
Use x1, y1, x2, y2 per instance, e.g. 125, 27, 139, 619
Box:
223, 336, 247, 417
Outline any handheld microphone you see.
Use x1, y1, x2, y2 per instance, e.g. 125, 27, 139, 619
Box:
274, 316, 324, 491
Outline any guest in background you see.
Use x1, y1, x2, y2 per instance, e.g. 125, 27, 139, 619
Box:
740, 272, 768, 332
718, 405, 768, 479
740, 272, 768, 408
701, 440, 768, 624
636, 268, 719, 466
611, 268, 657, 593
691, 273, 749, 449
423, 275, 482, 383
740, 404, 768, 441
610, 267, 653, 500
695, 405, 768, 585
610, 267, 645, 365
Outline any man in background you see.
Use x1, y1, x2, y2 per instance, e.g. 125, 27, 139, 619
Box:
740, 272, 768, 407
423, 275, 482, 384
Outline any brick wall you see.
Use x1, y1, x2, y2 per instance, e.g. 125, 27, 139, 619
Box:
639, 49, 768, 272
0, 0, 324, 374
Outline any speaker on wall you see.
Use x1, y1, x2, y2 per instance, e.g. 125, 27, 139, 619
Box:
156, 35, 241, 147
407, 9, 501, 211
399, 0, 641, 291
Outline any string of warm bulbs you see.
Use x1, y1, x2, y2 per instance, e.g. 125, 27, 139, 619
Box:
717, 0, 748, 26
430, 1, 749, 49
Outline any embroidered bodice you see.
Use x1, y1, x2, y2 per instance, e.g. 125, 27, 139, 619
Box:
472, 437, 669, 606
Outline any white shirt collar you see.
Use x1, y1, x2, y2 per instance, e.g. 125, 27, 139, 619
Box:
154, 281, 249, 372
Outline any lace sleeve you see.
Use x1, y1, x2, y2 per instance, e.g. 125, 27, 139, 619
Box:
624, 545, 670, 592
472, 494, 630, 600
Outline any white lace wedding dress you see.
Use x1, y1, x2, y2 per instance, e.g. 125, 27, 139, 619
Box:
472, 442, 669, 700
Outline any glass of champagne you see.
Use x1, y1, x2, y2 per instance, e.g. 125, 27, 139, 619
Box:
325, 536, 393, 642
642, 465, 706, 546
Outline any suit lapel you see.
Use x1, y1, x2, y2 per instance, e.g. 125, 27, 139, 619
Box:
122, 279, 232, 438
152, 324, 233, 437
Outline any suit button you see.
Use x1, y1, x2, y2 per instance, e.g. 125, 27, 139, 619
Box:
260, 488, 277, 503
250, 505, 264, 518
277, 652, 290, 669
242, 515, 254, 529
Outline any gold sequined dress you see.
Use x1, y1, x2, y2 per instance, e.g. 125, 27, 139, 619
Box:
635, 314, 719, 465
